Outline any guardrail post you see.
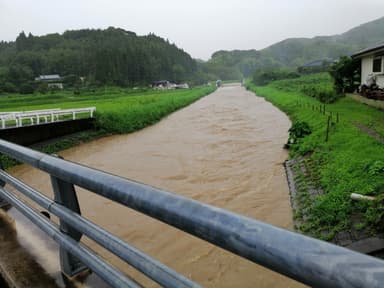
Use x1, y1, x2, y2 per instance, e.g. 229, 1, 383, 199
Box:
50, 154, 88, 277
0, 161, 8, 208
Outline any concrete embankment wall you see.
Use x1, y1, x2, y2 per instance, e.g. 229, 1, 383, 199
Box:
0, 210, 59, 288
0, 119, 95, 287
346, 93, 384, 110
0, 119, 94, 146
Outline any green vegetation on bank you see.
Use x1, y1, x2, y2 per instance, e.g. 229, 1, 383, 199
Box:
0, 86, 215, 131
95, 86, 215, 133
0, 86, 215, 167
252, 69, 300, 86
269, 73, 341, 103
247, 73, 384, 240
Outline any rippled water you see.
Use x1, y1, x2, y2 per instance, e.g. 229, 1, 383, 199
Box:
7, 84, 304, 287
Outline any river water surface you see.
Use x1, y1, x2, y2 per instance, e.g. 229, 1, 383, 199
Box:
8, 84, 304, 287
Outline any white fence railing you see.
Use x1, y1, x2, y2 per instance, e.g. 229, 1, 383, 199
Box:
0, 107, 96, 129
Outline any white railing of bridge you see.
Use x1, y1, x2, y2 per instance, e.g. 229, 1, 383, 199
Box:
0, 107, 96, 129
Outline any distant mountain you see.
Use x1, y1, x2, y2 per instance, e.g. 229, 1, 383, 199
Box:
207, 16, 384, 78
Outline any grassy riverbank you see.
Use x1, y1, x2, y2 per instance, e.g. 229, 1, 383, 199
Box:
0, 86, 215, 133
247, 74, 384, 240
0, 86, 215, 167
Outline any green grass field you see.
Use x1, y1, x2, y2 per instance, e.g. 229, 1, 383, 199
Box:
0, 86, 215, 133
247, 74, 384, 239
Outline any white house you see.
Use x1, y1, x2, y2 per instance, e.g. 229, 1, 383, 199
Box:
352, 43, 384, 88
35, 74, 64, 89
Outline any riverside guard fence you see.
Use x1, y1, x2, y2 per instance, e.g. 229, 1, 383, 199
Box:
0, 139, 383, 287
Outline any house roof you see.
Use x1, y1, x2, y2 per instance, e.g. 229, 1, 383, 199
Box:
300, 58, 333, 68
152, 80, 170, 85
352, 43, 384, 59
35, 74, 61, 81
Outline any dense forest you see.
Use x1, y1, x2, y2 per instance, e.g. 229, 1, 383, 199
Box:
0, 27, 199, 93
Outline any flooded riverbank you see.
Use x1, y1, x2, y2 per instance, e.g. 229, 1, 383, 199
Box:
7, 84, 304, 287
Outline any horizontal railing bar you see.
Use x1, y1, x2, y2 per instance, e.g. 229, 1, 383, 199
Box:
0, 186, 141, 288
0, 108, 95, 128
1, 139, 384, 287
0, 112, 22, 115
16, 109, 95, 118
1, 107, 95, 117
0, 108, 95, 119
23, 108, 62, 113
0, 170, 199, 288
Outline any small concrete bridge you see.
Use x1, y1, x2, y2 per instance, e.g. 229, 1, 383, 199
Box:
0, 107, 96, 146
0, 107, 96, 129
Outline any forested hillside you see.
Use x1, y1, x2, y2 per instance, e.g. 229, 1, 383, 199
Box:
207, 16, 384, 78
0, 27, 197, 93
1, 16, 384, 91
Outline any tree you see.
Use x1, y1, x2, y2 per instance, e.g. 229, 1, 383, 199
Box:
252, 69, 300, 86
0, 28, 199, 91
15, 31, 34, 51
329, 56, 360, 94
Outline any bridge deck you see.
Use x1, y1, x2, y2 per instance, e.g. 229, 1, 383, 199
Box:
0, 107, 96, 129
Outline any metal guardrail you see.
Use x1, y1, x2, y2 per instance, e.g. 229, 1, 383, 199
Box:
0, 107, 96, 129
0, 139, 383, 287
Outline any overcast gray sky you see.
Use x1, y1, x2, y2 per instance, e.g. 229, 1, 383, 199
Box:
0, 0, 383, 60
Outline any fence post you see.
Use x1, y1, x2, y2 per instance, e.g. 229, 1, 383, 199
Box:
325, 115, 331, 142
50, 154, 88, 277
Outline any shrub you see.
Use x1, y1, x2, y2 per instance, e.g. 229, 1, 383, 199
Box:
286, 121, 312, 148
252, 69, 300, 86
269, 73, 342, 103
329, 56, 360, 94
19, 82, 35, 94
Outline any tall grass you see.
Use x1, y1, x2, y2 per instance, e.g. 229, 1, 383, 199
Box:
95, 88, 214, 133
269, 73, 340, 103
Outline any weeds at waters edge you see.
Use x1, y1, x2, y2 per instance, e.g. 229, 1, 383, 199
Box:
0, 86, 215, 169
247, 75, 384, 241
95, 86, 215, 133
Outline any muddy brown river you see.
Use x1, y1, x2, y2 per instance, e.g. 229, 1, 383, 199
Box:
6, 84, 305, 287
